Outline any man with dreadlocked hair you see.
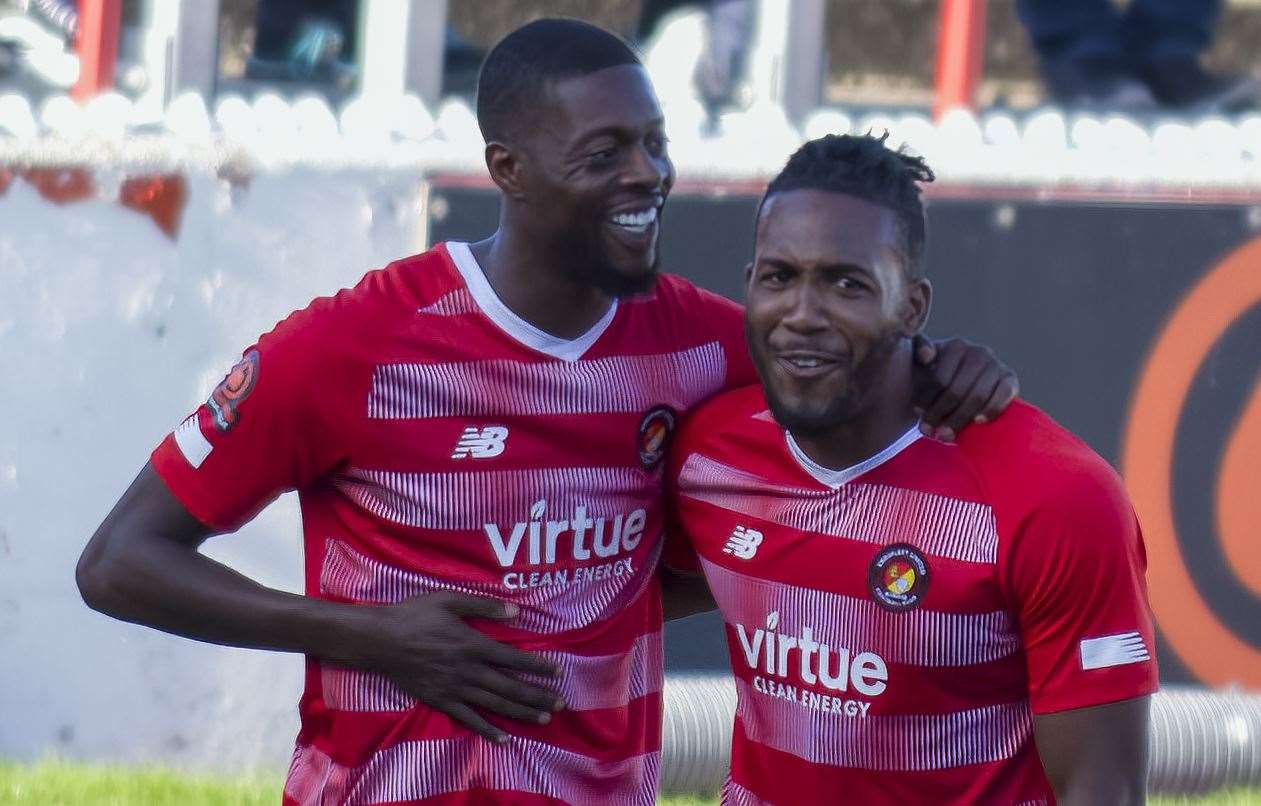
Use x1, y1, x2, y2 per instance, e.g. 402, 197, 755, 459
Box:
664, 133, 1157, 805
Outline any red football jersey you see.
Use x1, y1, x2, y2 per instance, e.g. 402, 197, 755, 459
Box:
666, 387, 1158, 805
151, 242, 755, 805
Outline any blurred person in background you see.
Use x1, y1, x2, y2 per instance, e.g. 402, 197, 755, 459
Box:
246, 0, 357, 87
637, 0, 756, 129
1018, 0, 1258, 113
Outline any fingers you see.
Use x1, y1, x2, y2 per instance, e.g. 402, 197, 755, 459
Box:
441, 592, 519, 621
436, 702, 509, 744
463, 686, 555, 726
975, 370, 1019, 424
915, 345, 975, 434
912, 334, 937, 365
918, 349, 990, 441
911, 340, 968, 424
473, 635, 560, 677
472, 666, 566, 714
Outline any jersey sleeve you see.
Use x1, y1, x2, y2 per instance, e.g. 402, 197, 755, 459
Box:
150, 303, 350, 532
661, 416, 704, 574
1001, 477, 1159, 715
697, 287, 759, 390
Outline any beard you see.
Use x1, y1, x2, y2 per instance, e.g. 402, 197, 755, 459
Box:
749, 323, 907, 437
552, 213, 663, 299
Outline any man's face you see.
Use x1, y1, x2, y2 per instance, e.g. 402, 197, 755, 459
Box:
516, 64, 675, 296
744, 189, 930, 435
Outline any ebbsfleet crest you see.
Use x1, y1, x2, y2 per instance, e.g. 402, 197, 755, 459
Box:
868, 543, 931, 611
637, 405, 676, 469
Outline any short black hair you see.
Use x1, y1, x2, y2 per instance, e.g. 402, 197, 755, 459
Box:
476, 18, 642, 144
760, 133, 936, 274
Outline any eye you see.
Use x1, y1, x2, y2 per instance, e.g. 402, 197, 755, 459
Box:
759, 268, 794, 287
835, 276, 870, 294
646, 133, 669, 157
588, 147, 617, 165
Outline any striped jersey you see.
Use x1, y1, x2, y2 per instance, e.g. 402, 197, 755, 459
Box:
151, 242, 755, 805
665, 387, 1158, 805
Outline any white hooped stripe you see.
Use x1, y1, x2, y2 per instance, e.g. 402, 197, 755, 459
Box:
319, 538, 662, 635
335, 465, 654, 532
702, 559, 1019, 668
321, 631, 664, 713
735, 678, 1033, 772
367, 341, 727, 419
284, 737, 660, 806
723, 777, 774, 805
417, 286, 480, 317
681, 453, 1000, 565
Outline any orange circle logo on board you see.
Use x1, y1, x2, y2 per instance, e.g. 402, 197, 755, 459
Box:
1122, 234, 1261, 687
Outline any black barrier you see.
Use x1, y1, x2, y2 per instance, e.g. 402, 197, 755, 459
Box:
428, 182, 1261, 687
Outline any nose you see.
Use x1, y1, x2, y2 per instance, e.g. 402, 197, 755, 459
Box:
623, 143, 672, 195
780, 282, 827, 334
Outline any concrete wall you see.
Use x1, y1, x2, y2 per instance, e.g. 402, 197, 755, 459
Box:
0, 162, 427, 769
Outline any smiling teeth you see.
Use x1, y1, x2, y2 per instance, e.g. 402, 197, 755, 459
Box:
790, 357, 822, 367
611, 209, 658, 227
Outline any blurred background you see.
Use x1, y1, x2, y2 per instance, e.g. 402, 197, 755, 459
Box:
1, 0, 1260, 800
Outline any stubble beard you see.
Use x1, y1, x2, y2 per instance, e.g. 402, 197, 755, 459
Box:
751, 326, 907, 438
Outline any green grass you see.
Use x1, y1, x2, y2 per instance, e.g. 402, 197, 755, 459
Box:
0, 760, 282, 805
1, 760, 1258, 804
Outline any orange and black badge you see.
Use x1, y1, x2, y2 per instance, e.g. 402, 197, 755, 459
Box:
868, 544, 930, 611
208, 350, 260, 432
637, 405, 676, 470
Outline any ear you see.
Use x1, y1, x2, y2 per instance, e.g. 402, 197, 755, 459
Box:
485, 141, 527, 200
902, 277, 932, 335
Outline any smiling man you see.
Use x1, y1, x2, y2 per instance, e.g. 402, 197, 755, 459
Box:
76, 22, 1017, 806
665, 134, 1159, 805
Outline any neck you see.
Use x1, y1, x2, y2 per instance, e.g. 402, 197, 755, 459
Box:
468, 213, 614, 340
789, 344, 920, 472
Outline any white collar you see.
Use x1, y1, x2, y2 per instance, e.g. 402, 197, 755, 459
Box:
445, 241, 618, 363
785, 425, 923, 489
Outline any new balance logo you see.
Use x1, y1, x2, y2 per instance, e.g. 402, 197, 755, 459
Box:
451, 426, 509, 459
723, 526, 763, 560
1079, 631, 1150, 671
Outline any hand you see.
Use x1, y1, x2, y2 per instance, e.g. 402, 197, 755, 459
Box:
349, 591, 564, 743
911, 336, 1019, 442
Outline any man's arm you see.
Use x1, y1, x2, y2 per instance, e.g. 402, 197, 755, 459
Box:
77, 463, 565, 743
912, 336, 1020, 441
1033, 696, 1151, 805
659, 564, 716, 621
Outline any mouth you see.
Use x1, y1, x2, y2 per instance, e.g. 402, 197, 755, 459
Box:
608, 206, 659, 234
774, 350, 844, 380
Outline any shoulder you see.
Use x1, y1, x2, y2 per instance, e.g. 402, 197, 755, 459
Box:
674, 384, 770, 457
649, 273, 743, 320
266, 246, 456, 351
955, 400, 1134, 534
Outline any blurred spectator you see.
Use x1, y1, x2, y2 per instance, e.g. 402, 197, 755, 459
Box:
246, 0, 357, 88
1018, 0, 1259, 113
637, 0, 756, 127
22, 0, 77, 43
